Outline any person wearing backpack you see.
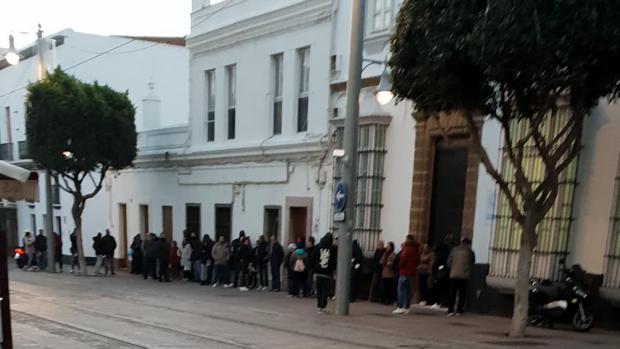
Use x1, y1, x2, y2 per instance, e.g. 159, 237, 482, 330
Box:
290, 243, 308, 297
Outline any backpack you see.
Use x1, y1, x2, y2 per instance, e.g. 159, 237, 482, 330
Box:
294, 258, 305, 272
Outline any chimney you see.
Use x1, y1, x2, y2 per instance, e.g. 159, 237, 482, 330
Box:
142, 80, 161, 130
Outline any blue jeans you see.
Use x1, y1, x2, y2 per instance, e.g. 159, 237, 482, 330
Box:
397, 276, 412, 309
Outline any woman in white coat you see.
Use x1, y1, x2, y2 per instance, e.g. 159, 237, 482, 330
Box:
180, 238, 192, 281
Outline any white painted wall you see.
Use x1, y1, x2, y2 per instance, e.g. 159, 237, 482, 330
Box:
569, 100, 620, 274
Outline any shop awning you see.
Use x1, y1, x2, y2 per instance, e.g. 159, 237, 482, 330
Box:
0, 161, 39, 202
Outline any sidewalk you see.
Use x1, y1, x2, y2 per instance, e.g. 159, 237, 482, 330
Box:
7, 269, 620, 349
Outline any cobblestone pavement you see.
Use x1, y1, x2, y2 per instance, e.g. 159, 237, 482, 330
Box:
6, 269, 620, 348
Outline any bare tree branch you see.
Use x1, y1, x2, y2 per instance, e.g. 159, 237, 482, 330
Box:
463, 110, 525, 225
82, 166, 109, 201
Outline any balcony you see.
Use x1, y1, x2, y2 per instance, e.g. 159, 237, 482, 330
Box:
0, 143, 14, 161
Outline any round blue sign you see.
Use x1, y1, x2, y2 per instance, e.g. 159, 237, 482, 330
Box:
334, 181, 347, 212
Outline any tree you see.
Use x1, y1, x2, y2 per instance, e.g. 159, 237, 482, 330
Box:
26, 68, 137, 275
390, 0, 620, 336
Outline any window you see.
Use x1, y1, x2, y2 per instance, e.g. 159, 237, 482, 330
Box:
30, 214, 37, 234
205, 70, 216, 142
603, 159, 620, 289
489, 108, 579, 281
272, 54, 283, 135
297, 47, 310, 132
332, 124, 387, 252
186, 204, 201, 237
226, 65, 236, 140
370, 0, 393, 33
52, 184, 60, 206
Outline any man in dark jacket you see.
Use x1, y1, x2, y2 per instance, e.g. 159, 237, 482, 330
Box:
370, 241, 386, 302
158, 233, 171, 282
227, 230, 246, 287
34, 230, 48, 271
102, 229, 117, 276
200, 234, 214, 285
93, 233, 104, 274
54, 232, 63, 272
350, 240, 364, 302
305, 236, 316, 296
234, 237, 251, 291
189, 232, 201, 282
269, 235, 284, 292
255, 236, 269, 289
70, 230, 79, 273
313, 233, 337, 313
393, 235, 420, 314
143, 233, 158, 280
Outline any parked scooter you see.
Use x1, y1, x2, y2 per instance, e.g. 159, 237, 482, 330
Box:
528, 259, 594, 332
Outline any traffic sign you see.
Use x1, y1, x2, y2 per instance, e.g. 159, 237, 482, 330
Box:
334, 181, 347, 212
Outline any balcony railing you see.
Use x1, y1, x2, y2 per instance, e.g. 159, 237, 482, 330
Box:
0, 143, 14, 161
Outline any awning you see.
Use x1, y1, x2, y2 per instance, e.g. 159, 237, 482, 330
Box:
0, 161, 39, 202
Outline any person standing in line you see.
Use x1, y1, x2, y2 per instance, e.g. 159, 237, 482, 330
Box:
269, 235, 284, 292
93, 233, 104, 275
255, 236, 269, 290
429, 242, 451, 310
143, 233, 158, 280
305, 236, 316, 296
313, 233, 337, 313
446, 238, 475, 316
211, 235, 230, 287
380, 242, 396, 305
23, 231, 35, 269
285, 243, 297, 296
290, 243, 308, 297
54, 232, 63, 272
200, 234, 214, 285
370, 240, 386, 302
393, 235, 420, 314
34, 229, 48, 271
102, 229, 117, 276
69, 229, 79, 273
157, 233, 171, 282
169, 240, 180, 280
180, 237, 192, 281
350, 240, 364, 302
130, 234, 143, 275
227, 230, 246, 288
234, 237, 251, 291
417, 243, 434, 306
189, 232, 202, 282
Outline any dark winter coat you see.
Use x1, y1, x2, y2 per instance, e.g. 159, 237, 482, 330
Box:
236, 243, 251, 267
313, 234, 337, 277
34, 234, 47, 252
351, 241, 364, 271
158, 237, 171, 263
270, 242, 284, 266
189, 237, 201, 261
92, 236, 104, 255
70, 233, 77, 254
101, 235, 117, 256
144, 237, 159, 258
200, 236, 214, 263
255, 241, 269, 265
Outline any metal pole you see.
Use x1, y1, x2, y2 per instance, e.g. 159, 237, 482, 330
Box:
0, 229, 13, 349
336, 0, 365, 316
36, 26, 55, 273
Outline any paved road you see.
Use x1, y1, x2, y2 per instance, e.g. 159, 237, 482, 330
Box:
7, 269, 620, 348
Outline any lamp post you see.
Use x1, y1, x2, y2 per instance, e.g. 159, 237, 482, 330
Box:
3, 26, 56, 274
335, 0, 366, 316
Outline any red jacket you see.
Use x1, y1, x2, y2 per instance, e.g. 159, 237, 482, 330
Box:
399, 242, 420, 277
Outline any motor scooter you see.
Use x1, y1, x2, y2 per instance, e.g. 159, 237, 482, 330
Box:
528, 259, 594, 332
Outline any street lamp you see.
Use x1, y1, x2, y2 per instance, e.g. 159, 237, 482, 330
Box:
4, 35, 20, 65
375, 68, 394, 105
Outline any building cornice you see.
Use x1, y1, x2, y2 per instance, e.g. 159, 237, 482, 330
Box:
187, 0, 332, 55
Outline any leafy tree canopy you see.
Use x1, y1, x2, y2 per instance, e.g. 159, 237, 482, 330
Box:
390, 0, 620, 118
26, 68, 137, 175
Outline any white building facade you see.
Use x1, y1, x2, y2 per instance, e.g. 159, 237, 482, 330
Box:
0, 29, 188, 258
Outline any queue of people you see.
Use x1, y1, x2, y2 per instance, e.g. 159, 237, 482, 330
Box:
368, 235, 475, 317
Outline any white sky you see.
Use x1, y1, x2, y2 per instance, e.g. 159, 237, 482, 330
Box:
0, 0, 225, 49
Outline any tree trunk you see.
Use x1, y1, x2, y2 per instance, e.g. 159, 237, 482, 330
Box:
510, 210, 537, 337
72, 200, 88, 276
